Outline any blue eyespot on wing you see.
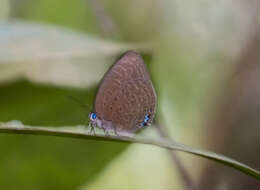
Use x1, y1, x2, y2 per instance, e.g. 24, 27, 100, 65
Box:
141, 114, 150, 127
144, 114, 150, 122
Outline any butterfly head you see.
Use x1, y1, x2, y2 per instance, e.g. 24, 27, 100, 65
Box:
89, 112, 100, 126
89, 112, 115, 132
89, 112, 103, 129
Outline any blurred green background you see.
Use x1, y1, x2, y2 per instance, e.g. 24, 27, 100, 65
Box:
1, 0, 260, 189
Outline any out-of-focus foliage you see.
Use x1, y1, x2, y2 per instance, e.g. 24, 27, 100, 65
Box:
199, 22, 260, 189
0, 0, 260, 189
0, 21, 138, 88
0, 81, 128, 190
11, 0, 99, 35
0, 0, 9, 19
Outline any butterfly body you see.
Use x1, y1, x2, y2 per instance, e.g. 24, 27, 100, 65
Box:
89, 51, 156, 133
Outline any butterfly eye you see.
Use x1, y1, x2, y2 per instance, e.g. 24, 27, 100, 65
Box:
90, 113, 97, 120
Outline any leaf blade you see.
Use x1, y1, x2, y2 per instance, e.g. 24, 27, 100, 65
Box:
0, 122, 259, 180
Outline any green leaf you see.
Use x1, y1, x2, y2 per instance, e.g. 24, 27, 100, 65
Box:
0, 0, 9, 20
0, 21, 151, 87
0, 81, 127, 190
0, 121, 259, 180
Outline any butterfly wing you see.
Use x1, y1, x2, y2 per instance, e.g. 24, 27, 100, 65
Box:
94, 51, 156, 132
112, 78, 156, 132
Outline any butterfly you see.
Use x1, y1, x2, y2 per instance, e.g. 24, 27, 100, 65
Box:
89, 50, 157, 134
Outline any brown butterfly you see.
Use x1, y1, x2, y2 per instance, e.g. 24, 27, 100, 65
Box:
89, 50, 157, 134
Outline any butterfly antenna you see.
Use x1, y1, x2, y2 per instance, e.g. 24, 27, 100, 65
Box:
67, 96, 91, 111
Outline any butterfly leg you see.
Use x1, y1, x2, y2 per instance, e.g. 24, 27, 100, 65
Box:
88, 123, 96, 136
90, 125, 96, 135
101, 123, 109, 136
103, 127, 109, 136
106, 121, 118, 136
113, 126, 119, 136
